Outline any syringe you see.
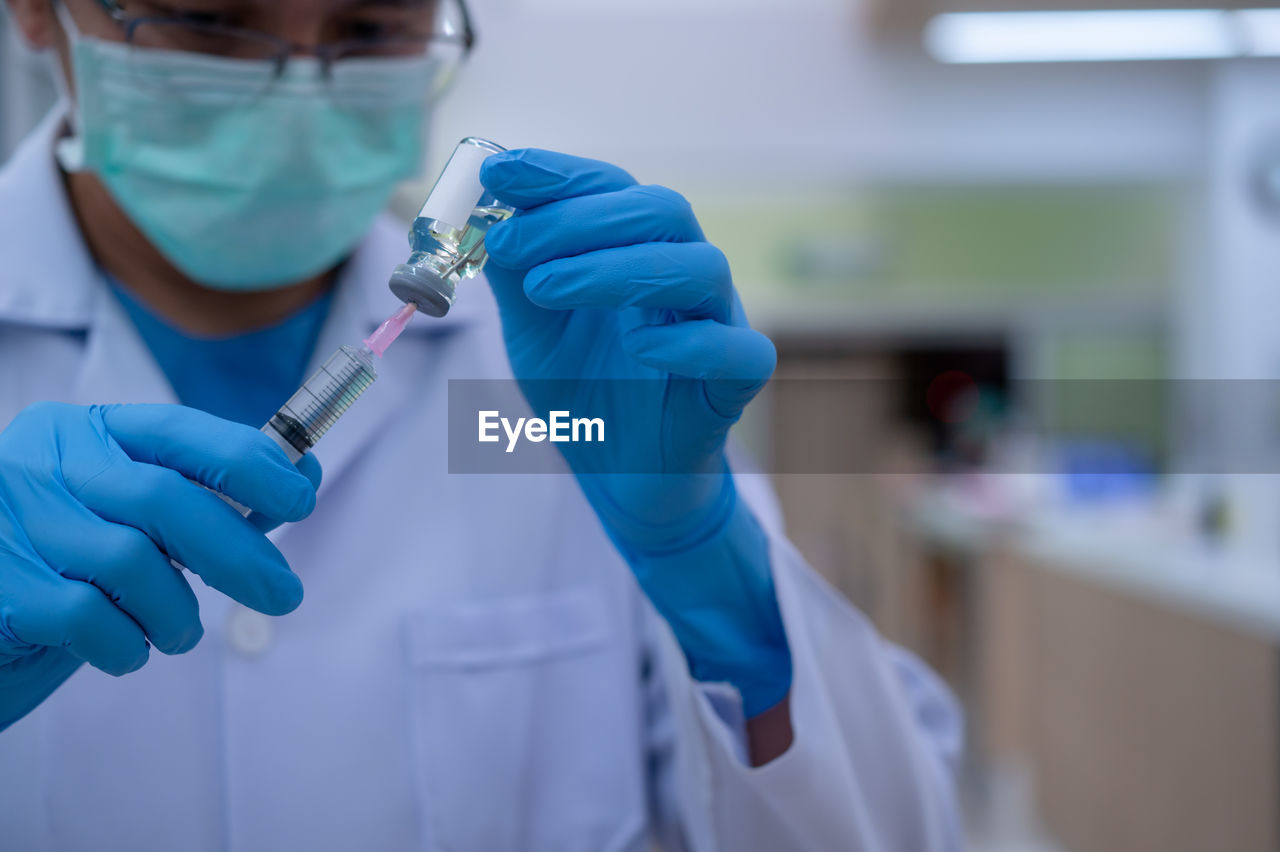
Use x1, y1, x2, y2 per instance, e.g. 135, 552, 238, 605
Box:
259, 302, 417, 463
173, 342, 381, 563
251, 134, 506, 466
181, 323, 401, 569
200, 343, 379, 528
261, 344, 378, 463
163, 307, 418, 589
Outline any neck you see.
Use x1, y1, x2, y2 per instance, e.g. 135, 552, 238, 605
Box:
62, 169, 336, 337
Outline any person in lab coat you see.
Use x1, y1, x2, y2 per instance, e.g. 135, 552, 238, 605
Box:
0, 0, 964, 849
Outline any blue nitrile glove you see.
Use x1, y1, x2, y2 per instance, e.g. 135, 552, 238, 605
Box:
0, 403, 321, 730
481, 150, 791, 717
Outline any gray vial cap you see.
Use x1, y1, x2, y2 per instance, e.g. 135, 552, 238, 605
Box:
388, 264, 455, 318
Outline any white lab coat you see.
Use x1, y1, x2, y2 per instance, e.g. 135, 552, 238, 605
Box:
0, 109, 964, 851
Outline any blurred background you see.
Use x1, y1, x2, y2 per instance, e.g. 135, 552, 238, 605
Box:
6, 1, 1280, 850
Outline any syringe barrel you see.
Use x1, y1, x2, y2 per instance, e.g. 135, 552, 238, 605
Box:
266, 345, 378, 458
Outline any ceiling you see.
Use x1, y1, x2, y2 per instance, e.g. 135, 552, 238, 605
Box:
870, 0, 1270, 31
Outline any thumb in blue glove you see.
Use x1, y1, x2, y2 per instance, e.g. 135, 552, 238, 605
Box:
0, 402, 320, 730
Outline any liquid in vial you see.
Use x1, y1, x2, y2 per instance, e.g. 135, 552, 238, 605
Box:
389, 137, 516, 318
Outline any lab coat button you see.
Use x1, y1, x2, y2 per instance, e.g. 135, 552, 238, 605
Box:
227, 607, 274, 657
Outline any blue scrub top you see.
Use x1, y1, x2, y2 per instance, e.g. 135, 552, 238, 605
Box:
109, 281, 334, 428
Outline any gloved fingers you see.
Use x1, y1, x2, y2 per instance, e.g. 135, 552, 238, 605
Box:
521, 243, 734, 323
485, 186, 705, 271
248, 451, 323, 534
623, 320, 778, 380
6, 572, 149, 677
24, 503, 203, 656
482, 264, 572, 356
480, 148, 637, 209
73, 459, 304, 616
96, 405, 316, 523
623, 321, 776, 419
294, 451, 323, 491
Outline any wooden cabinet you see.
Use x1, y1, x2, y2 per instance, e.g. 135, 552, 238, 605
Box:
975, 547, 1280, 852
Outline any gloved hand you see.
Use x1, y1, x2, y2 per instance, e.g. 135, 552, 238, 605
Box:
481, 150, 791, 717
0, 403, 321, 730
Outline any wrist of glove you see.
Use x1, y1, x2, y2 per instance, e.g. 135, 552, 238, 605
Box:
585, 472, 793, 718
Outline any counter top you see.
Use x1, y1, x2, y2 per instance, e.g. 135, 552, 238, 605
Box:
908, 487, 1280, 643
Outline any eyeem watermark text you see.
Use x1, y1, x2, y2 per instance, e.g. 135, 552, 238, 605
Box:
478, 410, 606, 453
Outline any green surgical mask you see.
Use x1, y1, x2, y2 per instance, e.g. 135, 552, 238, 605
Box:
56, 6, 436, 291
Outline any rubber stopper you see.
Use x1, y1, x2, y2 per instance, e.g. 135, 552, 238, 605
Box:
388, 264, 455, 318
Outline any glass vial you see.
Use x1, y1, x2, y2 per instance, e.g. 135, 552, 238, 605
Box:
388, 137, 516, 317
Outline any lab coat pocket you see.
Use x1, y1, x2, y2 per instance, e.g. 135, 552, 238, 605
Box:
402, 587, 645, 852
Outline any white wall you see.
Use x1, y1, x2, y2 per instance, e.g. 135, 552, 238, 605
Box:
425, 1, 1212, 189
0, 11, 57, 159
1194, 61, 1280, 380
1, 1, 1213, 187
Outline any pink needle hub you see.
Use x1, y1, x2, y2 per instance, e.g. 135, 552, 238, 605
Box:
364, 303, 417, 357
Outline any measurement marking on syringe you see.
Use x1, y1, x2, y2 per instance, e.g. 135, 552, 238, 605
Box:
270, 346, 379, 451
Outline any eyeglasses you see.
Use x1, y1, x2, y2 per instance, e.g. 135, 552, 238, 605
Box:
88, 0, 475, 81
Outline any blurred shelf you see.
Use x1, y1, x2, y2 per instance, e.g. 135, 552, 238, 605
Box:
750, 291, 1167, 343
1022, 510, 1280, 644
909, 488, 1280, 643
